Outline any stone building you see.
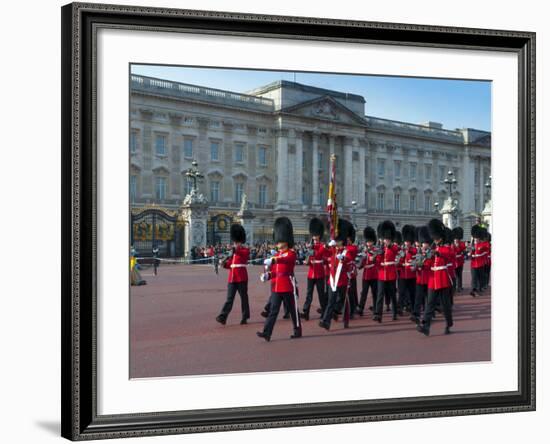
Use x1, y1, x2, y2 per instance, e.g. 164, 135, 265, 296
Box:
130, 74, 491, 244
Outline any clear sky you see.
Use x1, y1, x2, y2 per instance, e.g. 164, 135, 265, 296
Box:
131, 64, 491, 132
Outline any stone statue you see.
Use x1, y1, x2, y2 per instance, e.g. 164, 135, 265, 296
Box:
240, 192, 248, 213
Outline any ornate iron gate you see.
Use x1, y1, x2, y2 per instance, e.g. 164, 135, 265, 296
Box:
130, 208, 184, 257
207, 214, 233, 245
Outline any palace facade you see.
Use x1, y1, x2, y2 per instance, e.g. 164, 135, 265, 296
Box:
130, 74, 491, 243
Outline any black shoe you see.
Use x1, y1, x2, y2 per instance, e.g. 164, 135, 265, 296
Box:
240, 318, 248, 325
470, 290, 477, 297
368, 305, 374, 312
416, 325, 430, 336
332, 312, 338, 321
316, 308, 323, 314
300, 311, 309, 321
261, 310, 269, 318
444, 326, 452, 335
392, 314, 398, 321
409, 315, 419, 324
290, 332, 302, 339
283, 313, 290, 319
216, 315, 226, 325
318, 321, 330, 331
372, 315, 381, 323
256, 331, 270, 342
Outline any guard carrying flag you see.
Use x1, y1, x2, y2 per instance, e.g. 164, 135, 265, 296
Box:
216, 224, 250, 325
416, 219, 454, 336
319, 218, 353, 330
257, 217, 302, 341
373, 220, 400, 322
301, 217, 328, 320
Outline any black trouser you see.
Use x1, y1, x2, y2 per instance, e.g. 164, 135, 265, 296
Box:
375, 280, 397, 317
472, 267, 484, 292
220, 281, 249, 320
303, 278, 327, 314
262, 292, 302, 337
413, 284, 427, 318
322, 286, 346, 326
337, 278, 358, 315
456, 265, 463, 290
398, 278, 416, 311
423, 287, 453, 330
358, 279, 377, 312
264, 296, 290, 317
483, 264, 491, 289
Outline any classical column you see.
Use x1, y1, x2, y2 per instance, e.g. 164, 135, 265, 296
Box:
344, 137, 354, 208
358, 140, 366, 206
295, 130, 304, 205
461, 148, 473, 214
311, 132, 320, 207
329, 134, 335, 158
275, 128, 289, 208
479, 157, 486, 208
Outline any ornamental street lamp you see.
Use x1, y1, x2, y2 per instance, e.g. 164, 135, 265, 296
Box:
485, 175, 492, 199
434, 201, 439, 213
185, 160, 204, 192
351, 200, 357, 229
444, 169, 458, 196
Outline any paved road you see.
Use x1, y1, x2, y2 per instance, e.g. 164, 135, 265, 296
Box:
130, 262, 491, 378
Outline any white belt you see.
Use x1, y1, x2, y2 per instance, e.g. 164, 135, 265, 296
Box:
472, 252, 487, 258
381, 262, 397, 266
446, 263, 453, 268
364, 264, 375, 269
431, 266, 447, 271
310, 260, 324, 264
456, 254, 463, 258
230, 264, 247, 268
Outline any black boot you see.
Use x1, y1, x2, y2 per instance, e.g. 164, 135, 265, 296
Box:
256, 331, 270, 342
416, 324, 430, 336
216, 315, 226, 325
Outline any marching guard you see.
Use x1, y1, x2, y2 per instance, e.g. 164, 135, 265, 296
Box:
257, 217, 302, 341
397, 225, 417, 314
452, 227, 466, 292
301, 217, 328, 320
357, 226, 379, 316
470, 224, 490, 297
216, 224, 250, 325
416, 219, 454, 336
411, 226, 432, 324
373, 221, 400, 322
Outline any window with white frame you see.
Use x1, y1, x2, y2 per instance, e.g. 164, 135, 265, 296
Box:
234, 143, 245, 163
258, 184, 267, 206
424, 194, 432, 212
377, 192, 385, 210
210, 141, 220, 161
394, 193, 400, 211
210, 180, 219, 202
425, 164, 432, 181
394, 160, 401, 179
235, 182, 244, 203
155, 177, 167, 200
410, 194, 417, 211
258, 146, 267, 167
183, 138, 193, 159
130, 175, 137, 201
377, 159, 385, 177
155, 134, 167, 156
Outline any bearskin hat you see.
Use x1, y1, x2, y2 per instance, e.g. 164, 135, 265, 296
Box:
347, 223, 356, 243
402, 224, 416, 243
479, 226, 489, 241
452, 227, 464, 240
336, 219, 353, 243
428, 218, 446, 241
363, 226, 377, 243
309, 217, 324, 238
417, 226, 432, 244
377, 220, 396, 241
230, 223, 246, 243
273, 217, 294, 247
394, 231, 403, 245
471, 224, 483, 239
443, 226, 453, 244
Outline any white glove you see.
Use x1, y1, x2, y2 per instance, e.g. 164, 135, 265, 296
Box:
270, 249, 277, 256
264, 258, 273, 266
328, 240, 336, 247
336, 253, 345, 260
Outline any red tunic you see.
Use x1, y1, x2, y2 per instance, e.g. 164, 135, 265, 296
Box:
471, 240, 490, 269
307, 241, 327, 280
447, 244, 456, 279
454, 241, 466, 268
400, 246, 418, 280
270, 249, 297, 293
327, 246, 349, 288
431, 245, 453, 290
346, 244, 359, 279
376, 244, 400, 281
360, 248, 379, 281
224, 246, 249, 283
416, 254, 431, 286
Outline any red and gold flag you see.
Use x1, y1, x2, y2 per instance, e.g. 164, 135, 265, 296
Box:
326, 154, 338, 240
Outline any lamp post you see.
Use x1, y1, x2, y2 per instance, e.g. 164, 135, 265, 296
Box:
434, 201, 439, 214
482, 175, 492, 232
444, 169, 458, 197
485, 175, 492, 200
185, 160, 204, 193
351, 200, 357, 229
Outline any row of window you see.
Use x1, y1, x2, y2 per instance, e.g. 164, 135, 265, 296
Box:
130, 175, 268, 206
130, 132, 269, 167
372, 159, 461, 183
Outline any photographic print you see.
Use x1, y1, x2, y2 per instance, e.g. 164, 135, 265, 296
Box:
128, 65, 492, 379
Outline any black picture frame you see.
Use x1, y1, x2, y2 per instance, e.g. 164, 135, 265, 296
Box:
61, 2, 536, 440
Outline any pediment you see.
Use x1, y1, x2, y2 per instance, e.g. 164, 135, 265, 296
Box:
280, 95, 366, 126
